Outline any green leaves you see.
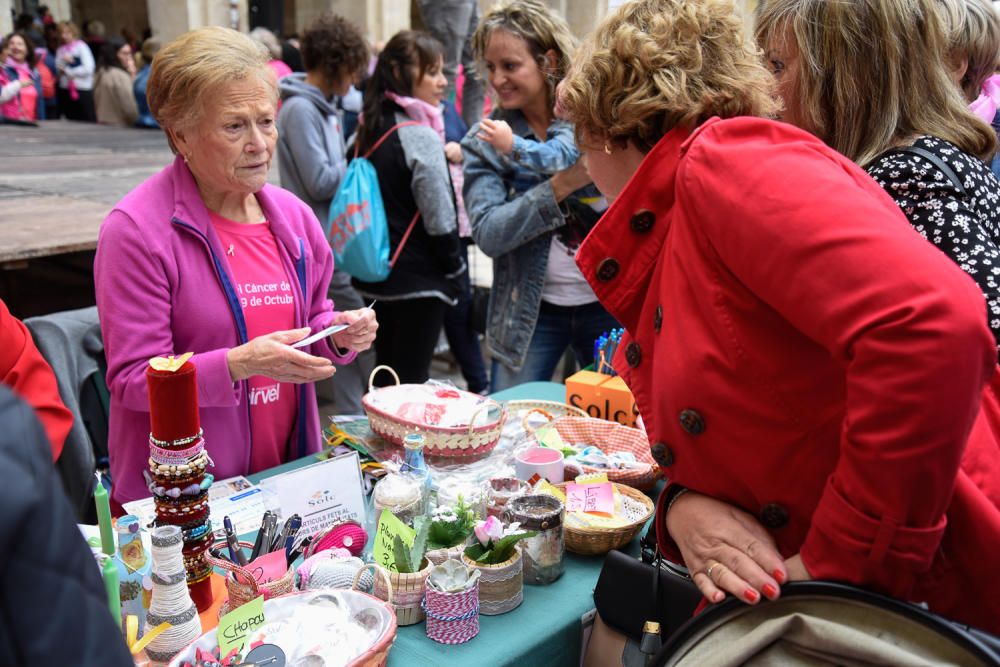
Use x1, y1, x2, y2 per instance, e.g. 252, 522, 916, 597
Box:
392, 516, 430, 573
463, 529, 537, 565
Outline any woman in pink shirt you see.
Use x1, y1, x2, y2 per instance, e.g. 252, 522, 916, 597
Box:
1, 32, 42, 122
95, 27, 378, 505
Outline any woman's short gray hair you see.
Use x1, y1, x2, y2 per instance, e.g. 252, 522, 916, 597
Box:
147, 26, 276, 152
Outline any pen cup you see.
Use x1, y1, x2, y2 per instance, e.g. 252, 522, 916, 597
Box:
203, 540, 295, 613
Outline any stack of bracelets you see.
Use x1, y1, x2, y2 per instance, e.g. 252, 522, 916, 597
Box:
145, 358, 215, 612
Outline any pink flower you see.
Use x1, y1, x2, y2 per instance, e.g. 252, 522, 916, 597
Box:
474, 516, 503, 546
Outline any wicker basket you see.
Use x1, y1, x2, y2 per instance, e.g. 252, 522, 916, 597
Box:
426, 543, 467, 566
462, 550, 523, 616
371, 560, 432, 626
363, 366, 507, 457
554, 483, 654, 555
350, 565, 396, 667
204, 540, 296, 613
506, 400, 588, 421
529, 415, 661, 491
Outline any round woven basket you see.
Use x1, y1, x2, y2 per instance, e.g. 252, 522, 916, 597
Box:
372, 561, 432, 626
528, 415, 661, 491
506, 400, 588, 420
554, 483, 654, 555
203, 540, 296, 613
462, 550, 523, 616
426, 543, 467, 566
363, 366, 507, 457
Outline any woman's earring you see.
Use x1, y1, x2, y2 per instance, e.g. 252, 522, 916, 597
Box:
183, 153, 191, 164
603, 143, 613, 155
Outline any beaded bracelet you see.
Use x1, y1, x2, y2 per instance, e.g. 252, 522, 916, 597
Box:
148, 451, 211, 477
149, 437, 205, 466
148, 428, 204, 449
182, 520, 213, 542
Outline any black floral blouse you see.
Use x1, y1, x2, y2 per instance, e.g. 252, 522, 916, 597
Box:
866, 135, 1000, 357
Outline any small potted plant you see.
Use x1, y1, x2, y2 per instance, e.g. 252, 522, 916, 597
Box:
375, 516, 433, 625
461, 516, 536, 615
426, 496, 478, 565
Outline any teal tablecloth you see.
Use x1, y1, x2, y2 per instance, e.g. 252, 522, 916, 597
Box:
247, 381, 641, 667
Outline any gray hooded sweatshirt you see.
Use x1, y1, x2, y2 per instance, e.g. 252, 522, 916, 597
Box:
277, 73, 347, 231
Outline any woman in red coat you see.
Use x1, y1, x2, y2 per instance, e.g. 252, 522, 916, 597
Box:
560, 0, 1000, 633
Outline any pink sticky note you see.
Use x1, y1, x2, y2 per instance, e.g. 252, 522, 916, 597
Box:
242, 549, 287, 585
565, 482, 614, 514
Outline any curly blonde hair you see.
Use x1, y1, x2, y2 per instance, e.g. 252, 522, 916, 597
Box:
560, 0, 779, 152
471, 0, 577, 112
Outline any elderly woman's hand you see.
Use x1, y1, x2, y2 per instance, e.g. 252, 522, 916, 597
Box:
666, 490, 787, 605
227, 328, 336, 383
330, 307, 378, 353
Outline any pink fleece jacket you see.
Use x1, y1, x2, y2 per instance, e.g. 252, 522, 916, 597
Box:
95, 155, 355, 504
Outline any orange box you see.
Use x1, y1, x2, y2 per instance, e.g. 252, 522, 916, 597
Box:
565, 370, 638, 427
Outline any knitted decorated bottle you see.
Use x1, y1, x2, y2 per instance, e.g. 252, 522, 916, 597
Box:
144, 525, 202, 666
146, 355, 214, 611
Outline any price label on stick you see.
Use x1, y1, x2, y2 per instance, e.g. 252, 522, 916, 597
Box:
565, 482, 614, 514
373, 509, 415, 572
218, 595, 265, 659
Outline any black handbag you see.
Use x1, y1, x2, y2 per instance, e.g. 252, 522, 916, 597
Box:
587, 521, 703, 667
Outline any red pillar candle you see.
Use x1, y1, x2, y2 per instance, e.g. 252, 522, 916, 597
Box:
146, 361, 200, 444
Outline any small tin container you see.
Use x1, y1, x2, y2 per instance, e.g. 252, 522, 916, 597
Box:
505, 494, 564, 585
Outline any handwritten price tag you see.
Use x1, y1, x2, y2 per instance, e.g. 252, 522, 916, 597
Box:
217, 595, 264, 659
565, 482, 614, 514
238, 549, 287, 586
373, 509, 415, 572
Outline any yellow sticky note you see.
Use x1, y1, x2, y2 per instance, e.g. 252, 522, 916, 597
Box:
373, 508, 415, 572
535, 480, 566, 503
576, 472, 609, 485
217, 595, 264, 659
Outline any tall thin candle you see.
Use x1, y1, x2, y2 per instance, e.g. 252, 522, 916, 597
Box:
94, 472, 115, 556
103, 554, 121, 625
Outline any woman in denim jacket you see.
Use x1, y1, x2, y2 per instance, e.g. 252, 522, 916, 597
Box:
462, 0, 617, 391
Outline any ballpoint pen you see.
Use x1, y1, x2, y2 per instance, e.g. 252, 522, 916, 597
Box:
282, 515, 303, 560
259, 512, 278, 556
249, 510, 272, 562
223, 516, 247, 566
271, 513, 301, 553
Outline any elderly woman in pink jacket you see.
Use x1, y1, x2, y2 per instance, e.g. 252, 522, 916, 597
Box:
94, 27, 377, 506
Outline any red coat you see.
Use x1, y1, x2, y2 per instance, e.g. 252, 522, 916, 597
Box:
0, 300, 72, 460
577, 117, 1000, 632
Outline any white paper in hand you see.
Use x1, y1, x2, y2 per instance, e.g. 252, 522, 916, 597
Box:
291, 323, 350, 349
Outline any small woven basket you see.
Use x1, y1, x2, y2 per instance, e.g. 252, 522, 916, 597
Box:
371, 561, 432, 626
506, 400, 588, 420
203, 540, 296, 613
422, 581, 480, 645
363, 366, 507, 457
528, 415, 661, 491
462, 550, 523, 616
425, 543, 467, 566
554, 483, 654, 555
350, 565, 396, 667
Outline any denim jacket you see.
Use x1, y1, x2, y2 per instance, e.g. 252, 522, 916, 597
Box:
462, 109, 581, 372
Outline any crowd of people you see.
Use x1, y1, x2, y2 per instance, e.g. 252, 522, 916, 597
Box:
4, 0, 1000, 653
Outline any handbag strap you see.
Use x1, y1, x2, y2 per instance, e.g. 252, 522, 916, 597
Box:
880, 144, 968, 197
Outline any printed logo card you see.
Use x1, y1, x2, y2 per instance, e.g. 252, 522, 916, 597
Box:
218, 595, 265, 659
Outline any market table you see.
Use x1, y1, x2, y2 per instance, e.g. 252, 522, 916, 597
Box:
208, 381, 645, 667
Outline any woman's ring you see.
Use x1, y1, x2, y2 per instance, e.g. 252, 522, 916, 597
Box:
706, 561, 723, 580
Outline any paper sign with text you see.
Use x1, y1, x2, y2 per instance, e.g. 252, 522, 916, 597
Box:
218, 594, 264, 658
536, 425, 567, 451
259, 451, 366, 537
565, 482, 614, 514
236, 549, 287, 586
373, 509, 415, 572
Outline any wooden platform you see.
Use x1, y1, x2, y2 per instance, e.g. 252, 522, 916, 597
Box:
0, 121, 175, 265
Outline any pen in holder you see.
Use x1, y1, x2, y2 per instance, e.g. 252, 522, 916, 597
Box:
203, 539, 295, 614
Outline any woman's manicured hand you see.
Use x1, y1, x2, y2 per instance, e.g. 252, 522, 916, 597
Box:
666, 490, 787, 605
330, 307, 378, 352
227, 328, 336, 383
